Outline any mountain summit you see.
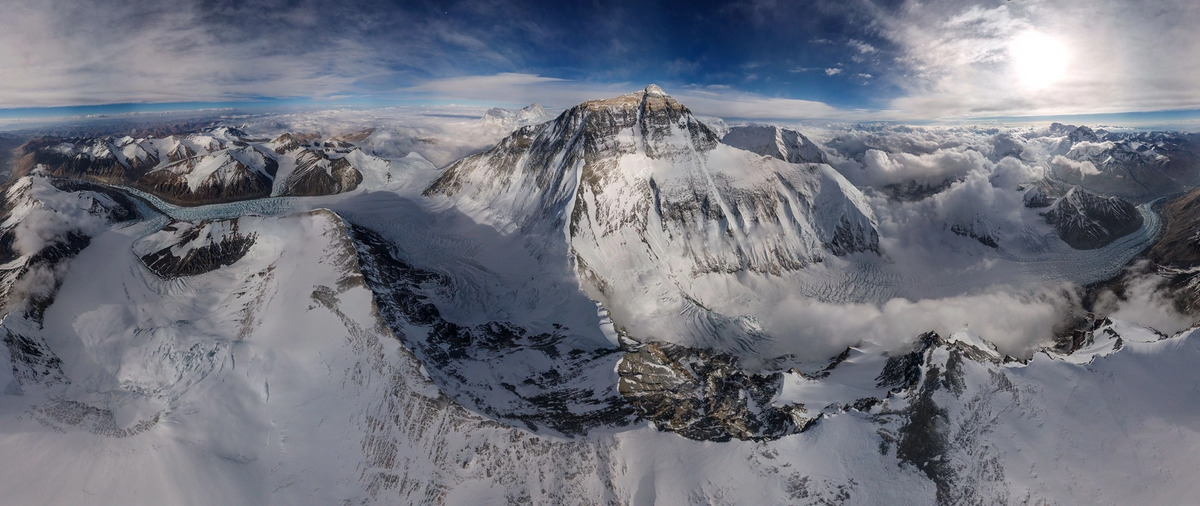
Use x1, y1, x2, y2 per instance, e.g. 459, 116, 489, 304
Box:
426, 85, 878, 350
480, 103, 550, 129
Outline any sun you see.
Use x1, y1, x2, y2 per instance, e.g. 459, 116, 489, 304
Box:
1008, 31, 1069, 89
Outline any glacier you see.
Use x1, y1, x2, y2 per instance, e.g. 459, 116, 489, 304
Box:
1, 86, 1199, 504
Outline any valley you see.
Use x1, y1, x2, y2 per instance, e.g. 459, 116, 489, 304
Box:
1, 87, 1199, 504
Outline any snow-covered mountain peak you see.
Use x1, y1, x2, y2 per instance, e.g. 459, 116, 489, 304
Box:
723, 125, 828, 164
521, 102, 546, 116
202, 125, 250, 143
427, 87, 878, 352
480, 103, 552, 130
1040, 184, 1143, 249
12, 128, 416, 205
568, 83, 719, 160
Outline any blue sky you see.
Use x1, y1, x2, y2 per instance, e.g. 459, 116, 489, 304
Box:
2, 0, 1199, 123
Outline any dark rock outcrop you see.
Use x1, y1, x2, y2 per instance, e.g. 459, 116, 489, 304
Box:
347, 224, 636, 436
617, 341, 814, 441
13, 126, 373, 207
1041, 187, 1143, 249
283, 153, 363, 196
138, 219, 258, 279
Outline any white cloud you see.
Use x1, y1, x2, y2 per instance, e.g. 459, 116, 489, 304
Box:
1094, 262, 1195, 336
401, 74, 882, 121
1048, 154, 1101, 177
233, 106, 535, 168
399, 73, 634, 111
404, 73, 569, 96
854, 147, 989, 187
825, 68, 843, 76
877, 0, 1200, 118
848, 39, 876, 54
765, 286, 1076, 359
0, 0, 386, 107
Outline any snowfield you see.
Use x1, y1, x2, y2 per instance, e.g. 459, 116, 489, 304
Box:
2, 91, 1200, 504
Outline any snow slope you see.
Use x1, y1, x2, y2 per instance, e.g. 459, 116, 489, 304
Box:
427, 85, 879, 353
15, 127, 405, 206
3, 100, 1200, 505
1, 185, 1197, 503
722, 125, 828, 164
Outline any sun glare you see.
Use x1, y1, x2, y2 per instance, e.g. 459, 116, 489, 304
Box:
1008, 31, 1069, 89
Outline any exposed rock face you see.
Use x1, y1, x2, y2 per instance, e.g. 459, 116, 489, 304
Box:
1041, 186, 1143, 249
137, 146, 277, 205
1150, 187, 1200, 269
431, 86, 875, 266
722, 125, 827, 164
136, 219, 258, 279
13, 126, 374, 206
1051, 122, 1100, 144
949, 219, 999, 249
879, 178, 958, 202
282, 152, 363, 196
1046, 124, 1200, 201
347, 224, 636, 436
1138, 187, 1200, 314
871, 331, 1015, 505
617, 341, 814, 441
426, 85, 878, 264
426, 84, 879, 354
0, 173, 142, 386
267, 132, 383, 196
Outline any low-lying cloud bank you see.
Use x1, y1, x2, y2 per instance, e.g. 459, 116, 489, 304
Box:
764, 285, 1078, 360
741, 121, 1196, 359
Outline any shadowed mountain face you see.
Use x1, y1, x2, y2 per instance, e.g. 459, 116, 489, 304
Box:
1152, 187, 1200, 269
1020, 179, 1145, 250
1140, 187, 1200, 314
1040, 186, 1143, 250
722, 125, 828, 164
136, 219, 258, 279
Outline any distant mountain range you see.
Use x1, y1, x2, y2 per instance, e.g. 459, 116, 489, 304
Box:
2, 86, 1200, 504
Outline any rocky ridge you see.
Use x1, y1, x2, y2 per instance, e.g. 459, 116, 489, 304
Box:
1027, 181, 1144, 249
1045, 123, 1200, 201
425, 85, 879, 352
13, 126, 388, 206
722, 125, 828, 164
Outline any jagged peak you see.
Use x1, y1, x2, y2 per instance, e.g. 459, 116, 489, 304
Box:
201, 125, 249, 139
574, 84, 682, 113
722, 124, 828, 164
